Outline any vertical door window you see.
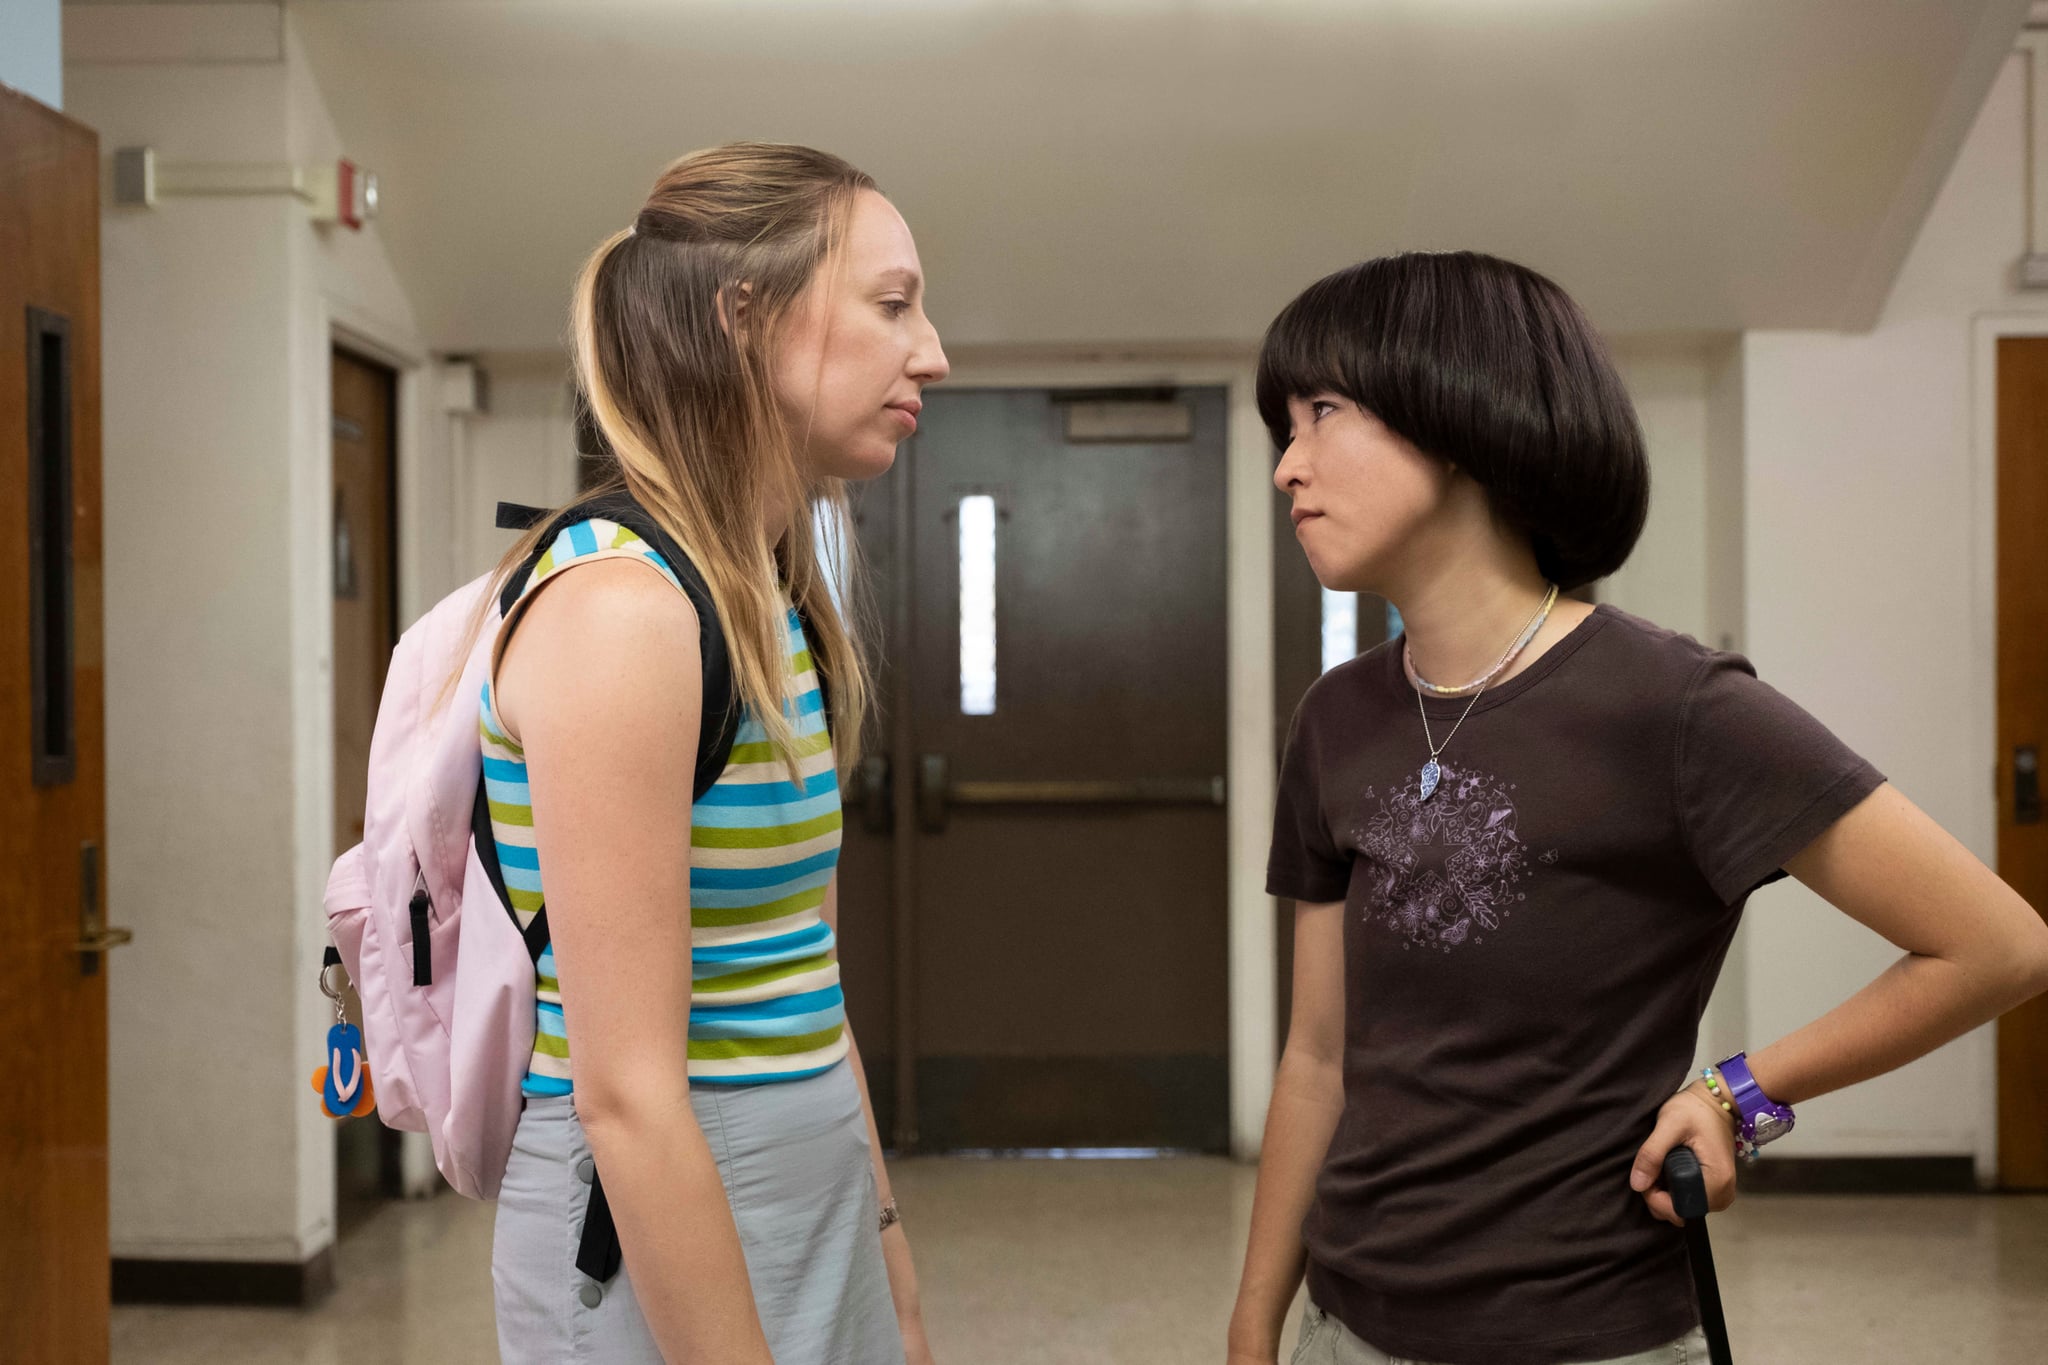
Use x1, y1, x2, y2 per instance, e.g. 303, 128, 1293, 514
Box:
27, 307, 75, 786
959, 494, 997, 715
1319, 588, 1356, 676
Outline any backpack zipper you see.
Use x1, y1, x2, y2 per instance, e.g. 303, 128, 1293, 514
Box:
409, 872, 433, 987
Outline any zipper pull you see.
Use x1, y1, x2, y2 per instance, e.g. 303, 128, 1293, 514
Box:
409, 874, 433, 987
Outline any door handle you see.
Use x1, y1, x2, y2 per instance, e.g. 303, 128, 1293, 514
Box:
947, 777, 1227, 806
77, 841, 134, 975
913, 764, 1227, 832
2018, 745, 2042, 825
918, 753, 950, 834
858, 754, 894, 835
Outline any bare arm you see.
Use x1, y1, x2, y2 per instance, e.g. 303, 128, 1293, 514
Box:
1227, 899, 1348, 1365
1632, 783, 2048, 1222
822, 877, 934, 1364
498, 560, 772, 1365
1752, 783, 2048, 1100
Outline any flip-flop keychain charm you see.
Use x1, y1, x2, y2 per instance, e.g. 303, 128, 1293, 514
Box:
312, 947, 376, 1119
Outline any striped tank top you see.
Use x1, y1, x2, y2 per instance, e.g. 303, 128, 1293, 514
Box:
477, 517, 849, 1093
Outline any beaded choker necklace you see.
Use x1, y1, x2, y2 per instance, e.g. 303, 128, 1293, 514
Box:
1404, 583, 1560, 698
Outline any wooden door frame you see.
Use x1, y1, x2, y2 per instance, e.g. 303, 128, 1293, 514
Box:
326, 302, 431, 623
1969, 314, 2048, 1186
905, 349, 1275, 1158
319, 299, 439, 1200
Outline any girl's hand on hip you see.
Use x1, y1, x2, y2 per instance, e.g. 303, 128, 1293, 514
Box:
1629, 1081, 1740, 1227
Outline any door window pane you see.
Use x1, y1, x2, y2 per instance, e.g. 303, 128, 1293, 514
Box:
1320, 588, 1356, 675
960, 495, 997, 715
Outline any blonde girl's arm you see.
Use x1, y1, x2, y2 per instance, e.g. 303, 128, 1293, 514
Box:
497, 559, 772, 1365
823, 876, 936, 1364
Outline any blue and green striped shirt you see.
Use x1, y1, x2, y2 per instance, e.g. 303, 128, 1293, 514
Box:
478, 517, 848, 1092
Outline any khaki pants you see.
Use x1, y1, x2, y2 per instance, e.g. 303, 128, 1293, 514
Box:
1291, 1300, 1712, 1365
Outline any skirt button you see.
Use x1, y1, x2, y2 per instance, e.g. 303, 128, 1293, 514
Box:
579, 1282, 603, 1309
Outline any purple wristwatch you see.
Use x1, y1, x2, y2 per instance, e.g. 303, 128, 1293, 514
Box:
1715, 1052, 1794, 1159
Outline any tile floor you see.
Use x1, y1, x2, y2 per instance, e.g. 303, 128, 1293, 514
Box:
111, 1158, 2048, 1364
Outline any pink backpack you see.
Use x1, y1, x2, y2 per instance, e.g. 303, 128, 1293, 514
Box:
322, 568, 530, 1198
323, 495, 740, 1203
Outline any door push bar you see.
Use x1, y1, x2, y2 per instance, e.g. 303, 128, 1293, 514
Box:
914, 754, 1225, 834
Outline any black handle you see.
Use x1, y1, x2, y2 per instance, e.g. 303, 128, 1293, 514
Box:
1662, 1146, 1710, 1221
918, 753, 950, 834
1663, 1146, 1735, 1365
858, 754, 893, 835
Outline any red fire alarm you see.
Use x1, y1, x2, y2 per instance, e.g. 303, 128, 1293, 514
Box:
337, 158, 380, 230
308, 158, 380, 230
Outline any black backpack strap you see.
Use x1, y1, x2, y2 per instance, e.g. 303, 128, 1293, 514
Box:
495, 501, 551, 532
471, 782, 550, 965
493, 493, 740, 798
794, 599, 832, 734
576, 1170, 624, 1284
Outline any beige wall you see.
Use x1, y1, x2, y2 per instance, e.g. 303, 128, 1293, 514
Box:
1554, 54, 2043, 1165
452, 359, 581, 585
69, 8, 431, 1264
1735, 50, 2045, 1171
1607, 348, 1715, 645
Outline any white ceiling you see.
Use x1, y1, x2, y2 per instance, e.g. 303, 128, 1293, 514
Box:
285, 0, 2030, 353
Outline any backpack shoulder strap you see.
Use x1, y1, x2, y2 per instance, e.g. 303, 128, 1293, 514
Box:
494, 495, 740, 800
475, 496, 740, 973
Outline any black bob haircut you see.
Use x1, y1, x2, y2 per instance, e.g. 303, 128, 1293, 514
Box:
1256, 251, 1649, 591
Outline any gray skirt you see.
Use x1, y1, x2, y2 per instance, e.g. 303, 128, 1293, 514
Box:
492, 1063, 905, 1365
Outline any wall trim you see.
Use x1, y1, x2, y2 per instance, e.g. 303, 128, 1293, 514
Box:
327, 297, 430, 623
1738, 1156, 1980, 1196
320, 296, 442, 1207
112, 1248, 335, 1308
1967, 312, 2048, 1187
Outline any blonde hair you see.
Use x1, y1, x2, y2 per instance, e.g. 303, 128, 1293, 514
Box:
481, 143, 878, 776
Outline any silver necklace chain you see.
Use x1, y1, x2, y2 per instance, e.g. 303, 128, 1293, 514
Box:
1412, 585, 1558, 801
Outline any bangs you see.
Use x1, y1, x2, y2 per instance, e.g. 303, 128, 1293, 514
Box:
1252, 252, 1649, 590
1254, 260, 1435, 454
1255, 285, 1359, 452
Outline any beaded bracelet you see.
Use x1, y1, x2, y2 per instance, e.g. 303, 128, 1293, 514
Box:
1699, 1066, 1737, 1124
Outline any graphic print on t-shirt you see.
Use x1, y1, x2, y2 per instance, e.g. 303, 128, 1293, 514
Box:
1353, 762, 1550, 951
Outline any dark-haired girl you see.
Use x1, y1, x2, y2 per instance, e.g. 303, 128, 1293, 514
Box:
1227, 252, 2048, 1365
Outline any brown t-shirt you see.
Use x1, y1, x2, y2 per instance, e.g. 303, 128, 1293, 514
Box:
1269, 606, 1883, 1365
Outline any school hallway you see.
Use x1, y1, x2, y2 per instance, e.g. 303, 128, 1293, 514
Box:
12, 2, 2048, 1363
109, 1158, 2048, 1365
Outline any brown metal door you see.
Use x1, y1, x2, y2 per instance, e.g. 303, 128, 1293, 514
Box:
331, 349, 401, 1217
836, 466, 905, 1142
331, 350, 398, 858
0, 87, 119, 1365
840, 388, 1231, 1152
1996, 338, 2048, 1189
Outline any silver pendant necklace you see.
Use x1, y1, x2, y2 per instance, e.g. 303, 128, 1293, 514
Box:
1412, 586, 1558, 802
